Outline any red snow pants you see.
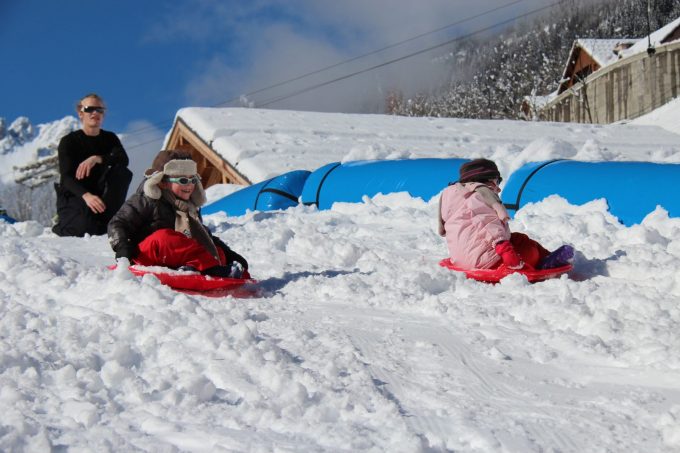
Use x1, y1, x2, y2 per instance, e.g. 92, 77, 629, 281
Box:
133, 229, 225, 271
508, 232, 550, 268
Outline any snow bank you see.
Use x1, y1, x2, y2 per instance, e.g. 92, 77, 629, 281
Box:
1, 106, 679, 451
1, 191, 679, 451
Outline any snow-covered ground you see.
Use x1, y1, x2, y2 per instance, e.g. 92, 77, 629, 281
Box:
176, 104, 680, 183
1, 105, 680, 452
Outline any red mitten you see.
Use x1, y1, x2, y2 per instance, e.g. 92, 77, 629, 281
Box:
495, 241, 524, 269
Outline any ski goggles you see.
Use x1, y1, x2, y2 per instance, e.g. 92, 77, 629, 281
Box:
81, 105, 106, 114
164, 175, 200, 185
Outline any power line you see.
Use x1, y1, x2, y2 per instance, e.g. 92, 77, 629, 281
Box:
76, 48, 680, 160
120, 0, 529, 143
125, 0, 566, 151
256, 0, 567, 108
213, 0, 527, 107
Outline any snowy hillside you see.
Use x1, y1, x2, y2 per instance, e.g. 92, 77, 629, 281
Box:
1, 108, 680, 452
0, 116, 78, 184
0, 116, 79, 225
630, 96, 680, 135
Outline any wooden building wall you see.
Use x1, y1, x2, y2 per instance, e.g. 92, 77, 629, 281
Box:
559, 48, 601, 94
540, 41, 680, 124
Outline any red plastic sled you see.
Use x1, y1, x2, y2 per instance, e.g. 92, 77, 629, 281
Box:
108, 265, 259, 298
439, 259, 571, 283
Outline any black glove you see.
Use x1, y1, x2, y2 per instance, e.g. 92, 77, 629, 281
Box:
203, 266, 233, 278
115, 244, 138, 260
220, 246, 248, 270
203, 263, 243, 278
213, 236, 249, 270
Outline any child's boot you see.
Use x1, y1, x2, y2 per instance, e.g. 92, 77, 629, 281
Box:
538, 245, 574, 269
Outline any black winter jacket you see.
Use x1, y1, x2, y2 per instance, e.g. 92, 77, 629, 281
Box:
107, 190, 247, 269
58, 129, 129, 198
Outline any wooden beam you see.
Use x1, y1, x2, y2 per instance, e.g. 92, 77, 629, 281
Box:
165, 118, 251, 187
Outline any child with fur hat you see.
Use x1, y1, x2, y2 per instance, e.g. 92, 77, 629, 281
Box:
108, 150, 249, 278
438, 158, 573, 271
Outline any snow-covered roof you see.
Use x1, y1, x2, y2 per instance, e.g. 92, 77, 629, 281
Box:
620, 16, 680, 58
173, 107, 680, 185
558, 38, 636, 87
555, 16, 680, 92
574, 38, 636, 68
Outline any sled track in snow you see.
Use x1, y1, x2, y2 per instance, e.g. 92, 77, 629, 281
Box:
329, 308, 641, 452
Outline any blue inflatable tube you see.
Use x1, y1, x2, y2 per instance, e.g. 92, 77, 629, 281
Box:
203, 170, 310, 216
502, 160, 680, 226
0, 208, 15, 224
0, 214, 16, 224
300, 158, 469, 209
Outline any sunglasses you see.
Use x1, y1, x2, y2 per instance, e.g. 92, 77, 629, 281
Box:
165, 176, 200, 185
81, 105, 106, 114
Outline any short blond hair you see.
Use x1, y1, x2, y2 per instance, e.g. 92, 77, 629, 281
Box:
76, 93, 106, 113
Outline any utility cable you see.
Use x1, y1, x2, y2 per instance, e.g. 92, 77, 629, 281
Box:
213, 0, 527, 107
125, 0, 564, 151
117, 0, 529, 141
256, 0, 567, 108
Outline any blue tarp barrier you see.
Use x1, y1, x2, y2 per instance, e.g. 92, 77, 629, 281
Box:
202, 170, 311, 216
502, 160, 680, 226
300, 158, 469, 209
203, 158, 680, 225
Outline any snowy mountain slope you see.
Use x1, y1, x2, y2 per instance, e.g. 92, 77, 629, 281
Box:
1, 108, 680, 452
1, 192, 679, 452
0, 116, 78, 184
0, 116, 79, 224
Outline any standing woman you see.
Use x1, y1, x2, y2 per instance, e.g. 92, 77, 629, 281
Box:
52, 93, 132, 237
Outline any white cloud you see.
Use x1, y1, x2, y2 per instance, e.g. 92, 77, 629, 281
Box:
152, 0, 571, 113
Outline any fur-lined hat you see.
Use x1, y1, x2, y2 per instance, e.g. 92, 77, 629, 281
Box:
143, 150, 207, 206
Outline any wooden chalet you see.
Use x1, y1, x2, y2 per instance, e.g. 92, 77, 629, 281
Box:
164, 116, 251, 189
557, 39, 636, 94
535, 16, 680, 124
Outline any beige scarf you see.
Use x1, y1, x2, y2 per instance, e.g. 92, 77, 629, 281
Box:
162, 190, 221, 264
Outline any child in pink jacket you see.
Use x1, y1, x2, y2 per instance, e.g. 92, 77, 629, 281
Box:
438, 158, 573, 270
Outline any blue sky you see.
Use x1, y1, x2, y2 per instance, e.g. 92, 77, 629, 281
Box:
1, 0, 561, 138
